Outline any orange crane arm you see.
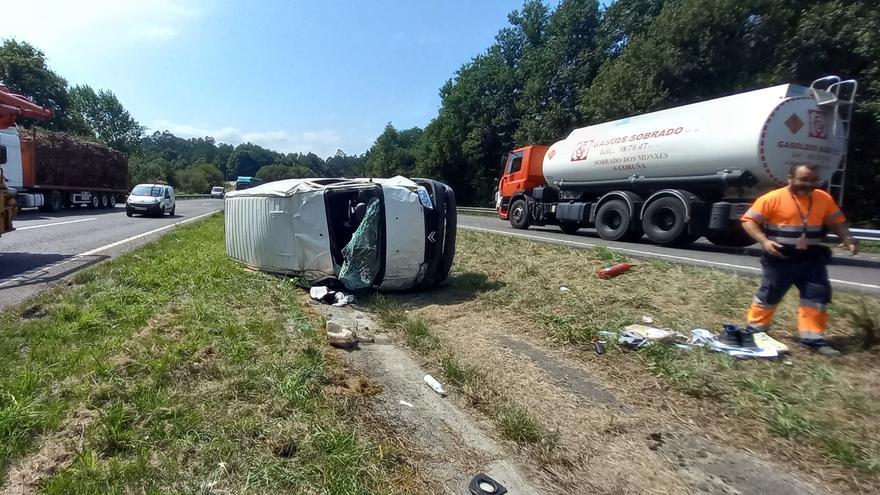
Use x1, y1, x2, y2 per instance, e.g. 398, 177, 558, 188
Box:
0, 84, 55, 128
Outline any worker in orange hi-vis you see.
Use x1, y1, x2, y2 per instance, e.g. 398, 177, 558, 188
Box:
739, 164, 859, 357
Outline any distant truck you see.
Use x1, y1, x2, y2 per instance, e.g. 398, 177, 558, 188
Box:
235, 176, 263, 190
496, 76, 856, 247
0, 127, 128, 212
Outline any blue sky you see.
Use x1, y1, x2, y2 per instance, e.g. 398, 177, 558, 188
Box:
5, 0, 539, 158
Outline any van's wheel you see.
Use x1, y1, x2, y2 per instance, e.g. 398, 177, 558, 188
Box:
169, 205, 175, 216
509, 199, 530, 229
89, 193, 100, 209
100, 193, 109, 208
596, 199, 641, 241
46, 191, 63, 212
559, 221, 580, 234
642, 197, 694, 245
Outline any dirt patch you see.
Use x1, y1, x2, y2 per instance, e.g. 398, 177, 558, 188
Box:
309, 302, 545, 495
0, 409, 95, 495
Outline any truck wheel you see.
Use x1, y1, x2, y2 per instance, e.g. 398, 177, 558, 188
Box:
89, 194, 100, 209
109, 194, 117, 207
509, 199, 530, 229
559, 221, 580, 234
47, 191, 63, 212
642, 197, 692, 245
596, 199, 641, 241
100, 194, 109, 208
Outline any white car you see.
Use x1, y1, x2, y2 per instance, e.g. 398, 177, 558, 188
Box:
126, 184, 176, 217
211, 186, 225, 199
224, 176, 456, 290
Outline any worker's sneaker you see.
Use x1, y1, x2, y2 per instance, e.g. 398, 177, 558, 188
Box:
800, 339, 842, 357
718, 324, 741, 347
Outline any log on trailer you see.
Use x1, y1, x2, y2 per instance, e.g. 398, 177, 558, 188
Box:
21, 129, 128, 191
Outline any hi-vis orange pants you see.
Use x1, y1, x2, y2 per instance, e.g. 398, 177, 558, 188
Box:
747, 254, 831, 343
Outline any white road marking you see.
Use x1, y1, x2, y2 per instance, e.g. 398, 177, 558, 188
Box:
15, 217, 97, 231
460, 225, 880, 290
78, 210, 219, 256
0, 210, 220, 289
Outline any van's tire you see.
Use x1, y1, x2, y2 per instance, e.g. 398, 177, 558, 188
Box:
509, 199, 530, 229
169, 205, 175, 216
642, 197, 693, 245
596, 199, 642, 242
559, 221, 580, 234
46, 191, 63, 212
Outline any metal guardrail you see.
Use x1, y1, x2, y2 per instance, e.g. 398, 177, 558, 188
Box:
457, 207, 880, 242
176, 194, 216, 199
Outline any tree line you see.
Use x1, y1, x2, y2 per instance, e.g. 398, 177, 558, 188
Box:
3, 1, 879, 224
0, 39, 366, 194
360, 0, 879, 225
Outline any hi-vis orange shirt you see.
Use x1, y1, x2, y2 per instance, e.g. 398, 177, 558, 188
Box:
742, 187, 846, 247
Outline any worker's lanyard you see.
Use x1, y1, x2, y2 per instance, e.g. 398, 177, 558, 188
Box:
790, 188, 812, 250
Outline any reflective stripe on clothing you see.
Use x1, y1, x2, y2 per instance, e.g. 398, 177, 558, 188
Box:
740, 187, 846, 231
824, 210, 844, 224
743, 209, 767, 224
766, 235, 822, 246
799, 299, 827, 311
798, 331, 824, 342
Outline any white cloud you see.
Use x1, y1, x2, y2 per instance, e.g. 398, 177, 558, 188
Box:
150, 120, 344, 157
4, 0, 205, 50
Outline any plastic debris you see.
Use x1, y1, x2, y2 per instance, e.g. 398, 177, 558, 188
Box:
333, 292, 355, 307
424, 374, 446, 396
326, 320, 357, 349
597, 262, 631, 279
560, 286, 571, 292
623, 324, 686, 343
689, 328, 779, 359
641, 315, 655, 325
399, 400, 415, 408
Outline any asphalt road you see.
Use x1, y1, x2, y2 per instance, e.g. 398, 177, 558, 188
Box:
0, 200, 224, 309
459, 214, 880, 295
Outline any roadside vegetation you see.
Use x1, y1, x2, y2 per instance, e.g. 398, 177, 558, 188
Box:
0, 214, 417, 494
368, 229, 880, 490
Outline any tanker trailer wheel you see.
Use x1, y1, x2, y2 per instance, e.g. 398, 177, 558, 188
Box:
509, 199, 530, 229
596, 199, 641, 242
706, 226, 756, 248
99, 193, 109, 208
642, 197, 695, 245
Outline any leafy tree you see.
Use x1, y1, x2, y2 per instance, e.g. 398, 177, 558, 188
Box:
129, 155, 172, 188
69, 84, 144, 153
365, 124, 423, 177
0, 39, 90, 134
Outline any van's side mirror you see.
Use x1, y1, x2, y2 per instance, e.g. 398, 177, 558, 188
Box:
0, 146, 7, 165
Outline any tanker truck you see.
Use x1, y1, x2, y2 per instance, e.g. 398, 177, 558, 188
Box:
496, 76, 857, 247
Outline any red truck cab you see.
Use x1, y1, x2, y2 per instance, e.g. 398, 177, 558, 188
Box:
496, 145, 548, 220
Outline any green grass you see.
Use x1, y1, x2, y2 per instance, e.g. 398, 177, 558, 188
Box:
0, 214, 412, 494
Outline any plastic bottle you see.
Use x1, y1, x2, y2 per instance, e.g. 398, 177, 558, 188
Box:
597, 262, 631, 279
424, 374, 447, 396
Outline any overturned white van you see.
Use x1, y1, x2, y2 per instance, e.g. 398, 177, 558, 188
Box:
224, 176, 456, 290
